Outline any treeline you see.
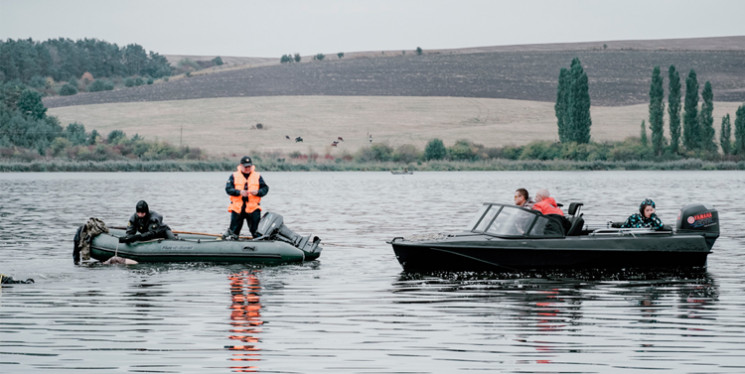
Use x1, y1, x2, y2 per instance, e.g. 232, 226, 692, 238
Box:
0, 38, 172, 94
646, 65, 745, 158
554, 57, 745, 160
0, 81, 202, 162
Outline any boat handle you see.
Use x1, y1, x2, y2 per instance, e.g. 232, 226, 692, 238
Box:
242, 246, 257, 251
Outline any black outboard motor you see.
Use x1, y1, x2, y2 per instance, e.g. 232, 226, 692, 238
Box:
256, 212, 322, 254
676, 204, 719, 249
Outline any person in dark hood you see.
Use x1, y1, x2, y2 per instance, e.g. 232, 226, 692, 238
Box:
119, 200, 175, 243
621, 198, 664, 230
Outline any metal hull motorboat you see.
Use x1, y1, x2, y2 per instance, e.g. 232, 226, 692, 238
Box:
390, 203, 719, 272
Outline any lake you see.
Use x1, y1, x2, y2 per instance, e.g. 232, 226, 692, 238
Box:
1, 171, 744, 373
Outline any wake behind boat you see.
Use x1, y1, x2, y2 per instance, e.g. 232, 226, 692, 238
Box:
79, 212, 322, 265
389, 202, 719, 272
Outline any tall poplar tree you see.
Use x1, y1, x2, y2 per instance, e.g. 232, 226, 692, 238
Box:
683, 70, 699, 150
667, 65, 682, 153
555, 68, 570, 142
720, 114, 732, 156
699, 81, 716, 152
735, 105, 745, 155
568, 58, 592, 143
649, 66, 665, 155
554, 58, 592, 144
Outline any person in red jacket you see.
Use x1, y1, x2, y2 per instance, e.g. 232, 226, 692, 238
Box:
532, 189, 564, 216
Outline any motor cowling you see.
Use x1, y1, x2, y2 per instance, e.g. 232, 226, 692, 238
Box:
676, 204, 719, 247
256, 212, 321, 254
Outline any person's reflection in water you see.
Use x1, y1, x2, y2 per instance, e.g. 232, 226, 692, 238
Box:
226, 271, 263, 373
513, 282, 583, 365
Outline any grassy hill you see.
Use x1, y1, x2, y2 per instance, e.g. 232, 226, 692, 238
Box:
44, 36, 745, 157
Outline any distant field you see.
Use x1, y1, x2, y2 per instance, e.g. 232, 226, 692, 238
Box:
43, 36, 745, 157
47, 96, 743, 157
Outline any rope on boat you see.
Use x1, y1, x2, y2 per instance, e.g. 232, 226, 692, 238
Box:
429, 247, 521, 272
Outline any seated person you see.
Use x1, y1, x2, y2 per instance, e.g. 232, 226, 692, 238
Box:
532, 189, 564, 216
119, 200, 175, 243
514, 188, 535, 208
532, 189, 570, 233
621, 198, 664, 230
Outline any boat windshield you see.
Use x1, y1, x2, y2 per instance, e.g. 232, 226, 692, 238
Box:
469, 203, 563, 238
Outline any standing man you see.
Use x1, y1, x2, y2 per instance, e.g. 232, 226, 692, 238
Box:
225, 156, 269, 239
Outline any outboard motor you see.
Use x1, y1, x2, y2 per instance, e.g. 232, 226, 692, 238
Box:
256, 212, 322, 254
676, 204, 719, 249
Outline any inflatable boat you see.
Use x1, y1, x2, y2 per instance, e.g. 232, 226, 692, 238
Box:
389, 202, 719, 272
88, 212, 322, 265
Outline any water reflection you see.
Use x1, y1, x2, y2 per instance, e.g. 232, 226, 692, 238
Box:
392, 270, 719, 366
227, 271, 262, 373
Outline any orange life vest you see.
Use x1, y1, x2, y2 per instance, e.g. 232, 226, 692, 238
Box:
532, 197, 564, 216
228, 168, 262, 214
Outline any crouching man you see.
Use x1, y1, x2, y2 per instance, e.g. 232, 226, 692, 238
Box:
119, 200, 175, 244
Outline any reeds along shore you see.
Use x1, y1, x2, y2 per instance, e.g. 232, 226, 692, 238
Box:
1, 158, 743, 172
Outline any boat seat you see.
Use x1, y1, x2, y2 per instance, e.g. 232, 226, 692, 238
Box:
568, 202, 583, 216
566, 216, 585, 236
566, 202, 584, 236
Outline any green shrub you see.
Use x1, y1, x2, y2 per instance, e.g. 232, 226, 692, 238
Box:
59, 83, 77, 96
356, 143, 393, 162
519, 141, 562, 160
485, 145, 521, 160
107, 130, 127, 144
88, 79, 114, 92
124, 77, 144, 87
49, 137, 71, 157
448, 139, 477, 161
64, 122, 87, 145
424, 138, 447, 160
393, 144, 421, 163
28, 75, 47, 89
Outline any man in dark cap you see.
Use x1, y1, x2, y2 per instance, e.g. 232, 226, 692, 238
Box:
224, 155, 269, 239
120, 200, 175, 243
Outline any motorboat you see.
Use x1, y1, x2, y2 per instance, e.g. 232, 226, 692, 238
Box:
84, 212, 322, 264
389, 202, 719, 272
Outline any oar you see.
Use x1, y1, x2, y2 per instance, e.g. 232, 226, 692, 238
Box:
109, 226, 252, 239
173, 230, 253, 240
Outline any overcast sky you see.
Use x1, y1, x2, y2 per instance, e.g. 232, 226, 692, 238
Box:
2, 0, 744, 58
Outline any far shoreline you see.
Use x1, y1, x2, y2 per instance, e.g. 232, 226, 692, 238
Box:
1, 158, 743, 172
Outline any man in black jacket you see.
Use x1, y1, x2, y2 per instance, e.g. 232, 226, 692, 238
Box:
120, 200, 175, 243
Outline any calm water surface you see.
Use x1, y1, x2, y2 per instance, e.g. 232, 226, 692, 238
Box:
1, 171, 744, 373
